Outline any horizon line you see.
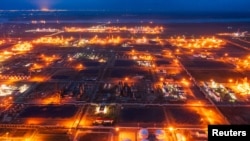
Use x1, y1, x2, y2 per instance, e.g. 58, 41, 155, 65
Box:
0, 9, 250, 13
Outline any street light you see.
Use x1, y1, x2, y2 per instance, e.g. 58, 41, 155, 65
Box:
6, 132, 9, 140
115, 127, 120, 132
228, 79, 233, 83
168, 126, 175, 132
160, 77, 164, 82
125, 77, 129, 81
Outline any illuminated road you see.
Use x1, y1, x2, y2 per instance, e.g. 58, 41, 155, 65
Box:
0, 123, 205, 141
237, 38, 250, 44
225, 39, 250, 51
45, 31, 65, 37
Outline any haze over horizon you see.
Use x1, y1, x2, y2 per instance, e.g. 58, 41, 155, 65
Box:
0, 0, 250, 13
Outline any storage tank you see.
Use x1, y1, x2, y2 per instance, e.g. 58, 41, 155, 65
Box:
155, 129, 166, 140
140, 139, 149, 141
138, 128, 149, 140
121, 138, 131, 141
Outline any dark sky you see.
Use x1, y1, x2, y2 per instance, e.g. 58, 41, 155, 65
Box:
0, 0, 250, 12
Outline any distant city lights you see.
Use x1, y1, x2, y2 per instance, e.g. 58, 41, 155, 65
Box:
64, 26, 164, 34
32, 36, 74, 46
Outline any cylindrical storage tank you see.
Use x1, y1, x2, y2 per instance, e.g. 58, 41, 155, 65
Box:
121, 138, 131, 141
155, 129, 166, 140
138, 128, 149, 140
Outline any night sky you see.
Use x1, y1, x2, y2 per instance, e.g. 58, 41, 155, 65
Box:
0, 0, 250, 13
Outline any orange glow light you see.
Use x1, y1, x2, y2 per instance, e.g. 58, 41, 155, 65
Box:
168, 36, 226, 49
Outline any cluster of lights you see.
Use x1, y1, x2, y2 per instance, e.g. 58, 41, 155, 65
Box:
0, 51, 13, 62
235, 55, 250, 70
203, 80, 237, 102
30, 54, 60, 71
95, 105, 108, 114
168, 36, 226, 48
0, 40, 6, 45
187, 101, 223, 125
0, 84, 29, 96
135, 36, 148, 44
130, 26, 164, 34
40, 54, 60, 63
128, 50, 156, 67
64, 26, 164, 34
11, 42, 33, 52
236, 81, 250, 95
0, 84, 15, 96
75, 63, 84, 71
1, 41, 33, 63
132, 55, 153, 61
181, 78, 190, 87
89, 35, 122, 45
217, 31, 248, 38
175, 132, 186, 141
39, 93, 61, 104
29, 76, 47, 82
230, 78, 250, 95
74, 36, 163, 47
30, 63, 43, 70
65, 26, 107, 33
130, 50, 153, 61
75, 39, 88, 46
199, 107, 217, 124
80, 53, 107, 63
32, 36, 74, 46
31, 20, 46, 24
0, 74, 30, 80
25, 28, 61, 33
